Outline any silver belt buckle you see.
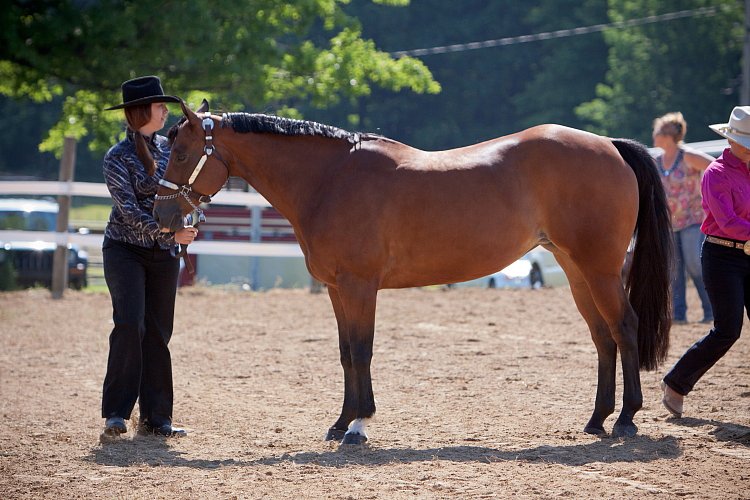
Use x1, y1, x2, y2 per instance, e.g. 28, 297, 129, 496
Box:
744, 241, 750, 256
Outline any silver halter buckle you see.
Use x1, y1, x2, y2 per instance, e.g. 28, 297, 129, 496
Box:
202, 115, 214, 155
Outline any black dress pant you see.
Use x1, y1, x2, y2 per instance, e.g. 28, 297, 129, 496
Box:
664, 240, 750, 395
101, 237, 180, 426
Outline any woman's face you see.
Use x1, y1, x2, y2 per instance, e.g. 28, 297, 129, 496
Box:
652, 127, 676, 149
140, 103, 169, 135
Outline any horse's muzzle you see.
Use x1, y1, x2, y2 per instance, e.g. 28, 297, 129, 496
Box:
153, 204, 184, 233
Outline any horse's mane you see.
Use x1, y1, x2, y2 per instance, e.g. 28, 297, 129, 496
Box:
222, 112, 371, 145
168, 112, 384, 146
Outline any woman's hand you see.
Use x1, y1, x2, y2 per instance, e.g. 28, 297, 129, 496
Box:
174, 226, 199, 245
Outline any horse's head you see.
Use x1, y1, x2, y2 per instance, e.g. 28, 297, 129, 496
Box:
153, 99, 229, 232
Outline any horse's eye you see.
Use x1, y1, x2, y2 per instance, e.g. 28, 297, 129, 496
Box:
176, 153, 188, 162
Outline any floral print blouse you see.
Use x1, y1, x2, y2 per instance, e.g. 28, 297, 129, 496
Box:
657, 148, 705, 231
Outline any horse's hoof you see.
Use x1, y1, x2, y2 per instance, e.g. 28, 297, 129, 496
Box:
325, 427, 347, 441
340, 432, 368, 445
611, 422, 638, 438
583, 425, 607, 437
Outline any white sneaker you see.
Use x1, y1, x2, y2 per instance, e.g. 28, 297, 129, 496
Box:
661, 381, 683, 418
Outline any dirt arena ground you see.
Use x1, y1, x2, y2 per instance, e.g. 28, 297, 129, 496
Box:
0, 285, 748, 499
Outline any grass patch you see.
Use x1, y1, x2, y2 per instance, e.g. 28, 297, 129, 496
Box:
70, 204, 111, 220
83, 284, 110, 294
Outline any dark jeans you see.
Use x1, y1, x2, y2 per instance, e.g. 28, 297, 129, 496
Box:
671, 224, 712, 322
664, 240, 750, 396
101, 237, 180, 426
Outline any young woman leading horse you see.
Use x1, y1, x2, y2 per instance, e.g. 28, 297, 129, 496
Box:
153, 100, 672, 444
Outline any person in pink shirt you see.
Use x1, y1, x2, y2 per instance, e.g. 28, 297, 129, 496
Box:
662, 106, 750, 417
652, 112, 714, 324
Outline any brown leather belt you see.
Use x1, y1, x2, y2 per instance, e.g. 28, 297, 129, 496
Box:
705, 235, 750, 255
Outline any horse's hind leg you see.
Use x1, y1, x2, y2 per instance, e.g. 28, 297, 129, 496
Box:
574, 287, 618, 435
583, 274, 641, 438
326, 275, 378, 445
555, 256, 617, 435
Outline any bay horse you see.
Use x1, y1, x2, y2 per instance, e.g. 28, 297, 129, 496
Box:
154, 100, 672, 444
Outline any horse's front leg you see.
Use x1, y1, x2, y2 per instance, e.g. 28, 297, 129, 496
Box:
330, 275, 378, 445
325, 286, 358, 441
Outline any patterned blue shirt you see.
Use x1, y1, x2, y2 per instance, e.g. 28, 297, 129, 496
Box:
102, 130, 176, 249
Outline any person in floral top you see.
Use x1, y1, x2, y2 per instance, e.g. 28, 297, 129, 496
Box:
652, 112, 714, 324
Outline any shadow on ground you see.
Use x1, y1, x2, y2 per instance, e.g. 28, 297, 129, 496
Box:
86, 433, 682, 469
667, 417, 750, 446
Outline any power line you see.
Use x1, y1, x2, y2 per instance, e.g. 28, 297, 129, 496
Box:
390, 6, 718, 58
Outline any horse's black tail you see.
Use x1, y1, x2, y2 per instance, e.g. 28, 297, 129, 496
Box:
612, 138, 673, 371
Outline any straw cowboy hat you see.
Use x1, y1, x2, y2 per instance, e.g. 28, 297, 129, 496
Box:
105, 75, 179, 110
709, 106, 750, 149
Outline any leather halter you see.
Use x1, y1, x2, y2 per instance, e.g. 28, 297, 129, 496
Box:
155, 113, 225, 215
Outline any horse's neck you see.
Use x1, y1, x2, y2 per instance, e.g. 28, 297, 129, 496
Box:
228, 134, 346, 225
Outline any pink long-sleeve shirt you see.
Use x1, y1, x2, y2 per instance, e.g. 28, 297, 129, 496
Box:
700, 147, 750, 241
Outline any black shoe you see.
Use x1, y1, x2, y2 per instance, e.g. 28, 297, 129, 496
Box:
100, 417, 127, 442
138, 421, 187, 437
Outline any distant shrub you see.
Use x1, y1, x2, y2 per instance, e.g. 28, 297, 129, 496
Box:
0, 251, 18, 291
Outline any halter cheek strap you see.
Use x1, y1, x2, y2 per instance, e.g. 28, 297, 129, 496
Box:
188, 154, 208, 185
186, 115, 216, 184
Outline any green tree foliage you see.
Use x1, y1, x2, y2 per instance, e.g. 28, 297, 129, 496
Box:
311, 0, 740, 150
512, 0, 609, 130
576, 0, 743, 142
0, 0, 438, 164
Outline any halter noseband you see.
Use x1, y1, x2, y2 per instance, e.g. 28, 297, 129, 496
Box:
155, 113, 225, 215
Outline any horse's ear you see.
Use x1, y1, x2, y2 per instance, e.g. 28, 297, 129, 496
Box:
197, 99, 210, 113
180, 99, 200, 125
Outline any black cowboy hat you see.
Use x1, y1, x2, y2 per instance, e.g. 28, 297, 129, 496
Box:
105, 75, 180, 110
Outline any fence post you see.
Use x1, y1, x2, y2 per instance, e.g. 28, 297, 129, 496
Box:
250, 206, 262, 290
51, 137, 77, 299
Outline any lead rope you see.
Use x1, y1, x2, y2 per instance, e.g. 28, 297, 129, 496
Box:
170, 210, 206, 274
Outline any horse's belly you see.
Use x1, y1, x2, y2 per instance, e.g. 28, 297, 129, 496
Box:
379, 237, 530, 289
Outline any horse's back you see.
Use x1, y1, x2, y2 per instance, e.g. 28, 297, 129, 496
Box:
360, 123, 634, 188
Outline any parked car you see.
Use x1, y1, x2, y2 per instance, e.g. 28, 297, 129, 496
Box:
448, 247, 567, 289
649, 138, 726, 159
0, 198, 88, 289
